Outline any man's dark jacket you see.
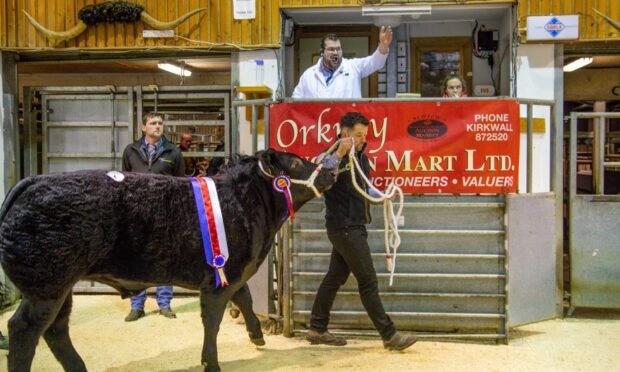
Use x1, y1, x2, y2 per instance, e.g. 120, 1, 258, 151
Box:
122, 136, 185, 176
324, 143, 371, 229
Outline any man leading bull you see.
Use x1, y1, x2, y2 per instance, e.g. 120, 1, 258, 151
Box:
306, 112, 417, 351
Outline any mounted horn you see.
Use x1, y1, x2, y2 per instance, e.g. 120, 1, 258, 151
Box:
593, 8, 620, 32
23, 10, 88, 46
23, 2, 208, 47
140, 8, 207, 30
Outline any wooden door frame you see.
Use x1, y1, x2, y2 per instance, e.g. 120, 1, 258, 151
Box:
294, 25, 379, 97
410, 37, 473, 97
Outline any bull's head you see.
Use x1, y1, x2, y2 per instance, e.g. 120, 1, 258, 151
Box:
23, 1, 207, 46
257, 149, 336, 208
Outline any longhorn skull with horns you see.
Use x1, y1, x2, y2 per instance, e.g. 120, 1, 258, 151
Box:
24, 1, 207, 46
593, 8, 620, 32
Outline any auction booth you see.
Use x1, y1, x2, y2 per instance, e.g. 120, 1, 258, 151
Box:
230, 96, 560, 343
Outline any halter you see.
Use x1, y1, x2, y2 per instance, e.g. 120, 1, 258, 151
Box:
258, 159, 325, 198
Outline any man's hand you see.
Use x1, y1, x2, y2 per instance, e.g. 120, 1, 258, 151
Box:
336, 137, 354, 158
378, 26, 393, 54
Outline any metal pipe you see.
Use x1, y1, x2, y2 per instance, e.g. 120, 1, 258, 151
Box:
252, 105, 258, 154
264, 103, 271, 149
282, 222, 292, 337
294, 228, 504, 235
232, 98, 271, 107
594, 114, 606, 194
527, 104, 533, 193
110, 92, 116, 170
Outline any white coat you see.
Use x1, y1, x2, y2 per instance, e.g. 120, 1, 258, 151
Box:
292, 49, 388, 99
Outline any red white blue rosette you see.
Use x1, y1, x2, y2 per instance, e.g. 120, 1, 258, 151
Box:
273, 175, 295, 220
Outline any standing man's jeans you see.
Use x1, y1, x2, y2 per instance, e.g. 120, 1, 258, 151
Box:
130, 286, 173, 310
310, 225, 396, 340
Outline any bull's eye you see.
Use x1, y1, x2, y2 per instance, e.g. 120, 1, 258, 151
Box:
290, 158, 303, 169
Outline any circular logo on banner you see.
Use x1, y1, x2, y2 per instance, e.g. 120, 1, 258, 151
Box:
407, 120, 448, 140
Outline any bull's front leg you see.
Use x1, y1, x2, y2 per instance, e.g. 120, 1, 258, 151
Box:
200, 288, 230, 372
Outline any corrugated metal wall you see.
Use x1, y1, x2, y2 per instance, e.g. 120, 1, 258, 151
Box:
0, 0, 280, 48
2, 1, 618, 49
287, 196, 508, 341
518, 0, 619, 40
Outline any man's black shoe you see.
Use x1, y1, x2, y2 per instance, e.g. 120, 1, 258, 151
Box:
383, 331, 417, 351
306, 329, 347, 346
124, 309, 145, 322
159, 308, 177, 318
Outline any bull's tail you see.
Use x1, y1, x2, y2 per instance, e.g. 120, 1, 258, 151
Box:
0, 176, 37, 226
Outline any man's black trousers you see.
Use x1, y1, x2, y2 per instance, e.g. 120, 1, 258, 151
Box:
309, 225, 396, 340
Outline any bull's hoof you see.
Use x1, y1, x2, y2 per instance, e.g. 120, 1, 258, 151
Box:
250, 335, 266, 346
202, 362, 221, 372
229, 308, 240, 319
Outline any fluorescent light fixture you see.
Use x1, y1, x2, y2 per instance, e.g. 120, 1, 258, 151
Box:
157, 62, 192, 77
362, 6, 431, 27
362, 6, 432, 16
563, 57, 593, 72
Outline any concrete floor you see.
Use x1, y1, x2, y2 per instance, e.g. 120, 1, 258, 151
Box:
1, 295, 619, 371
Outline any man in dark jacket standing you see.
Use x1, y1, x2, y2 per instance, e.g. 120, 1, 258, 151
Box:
121, 112, 184, 321
306, 112, 416, 351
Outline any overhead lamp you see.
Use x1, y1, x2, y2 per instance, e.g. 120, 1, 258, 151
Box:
362, 5, 431, 27
157, 62, 192, 77
563, 57, 593, 72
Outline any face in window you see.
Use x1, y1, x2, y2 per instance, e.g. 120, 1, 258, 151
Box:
321, 39, 343, 70
180, 134, 192, 151
445, 78, 464, 98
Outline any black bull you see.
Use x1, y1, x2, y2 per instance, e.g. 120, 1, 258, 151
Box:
0, 149, 336, 372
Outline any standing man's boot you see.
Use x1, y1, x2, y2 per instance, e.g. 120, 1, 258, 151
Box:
124, 309, 145, 322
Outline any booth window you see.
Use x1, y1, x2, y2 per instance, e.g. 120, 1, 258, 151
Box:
411, 37, 472, 97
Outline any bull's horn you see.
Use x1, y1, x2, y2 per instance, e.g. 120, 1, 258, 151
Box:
140, 8, 207, 30
593, 8, 620, 32
23, 10, 88, 45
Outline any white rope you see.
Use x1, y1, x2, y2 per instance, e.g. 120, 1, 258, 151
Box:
258, 158, 325, 198
344, 139, 403, 287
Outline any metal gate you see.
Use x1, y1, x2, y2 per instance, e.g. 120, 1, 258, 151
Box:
23, 86, 134, 175
283, 196, 507, 341
23, 85, 231, 293
569, 112, 620, 310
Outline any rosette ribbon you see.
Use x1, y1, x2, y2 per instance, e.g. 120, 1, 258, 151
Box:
273, 175, 295, 221
190, 177, 230, 288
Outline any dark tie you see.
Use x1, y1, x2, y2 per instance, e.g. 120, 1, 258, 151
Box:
325, 71, 333, 86
147, 144, 156, 162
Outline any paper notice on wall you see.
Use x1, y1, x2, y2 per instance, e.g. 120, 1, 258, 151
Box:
233, 0, 256, 20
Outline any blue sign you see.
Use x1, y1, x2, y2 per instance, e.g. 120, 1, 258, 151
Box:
543, 17, 566, 38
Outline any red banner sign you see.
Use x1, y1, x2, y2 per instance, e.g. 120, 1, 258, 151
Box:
269, 101, 520, 194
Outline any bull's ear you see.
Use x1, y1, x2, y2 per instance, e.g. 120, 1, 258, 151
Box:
289, 157, 304, 170
257, 148, 278, 175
